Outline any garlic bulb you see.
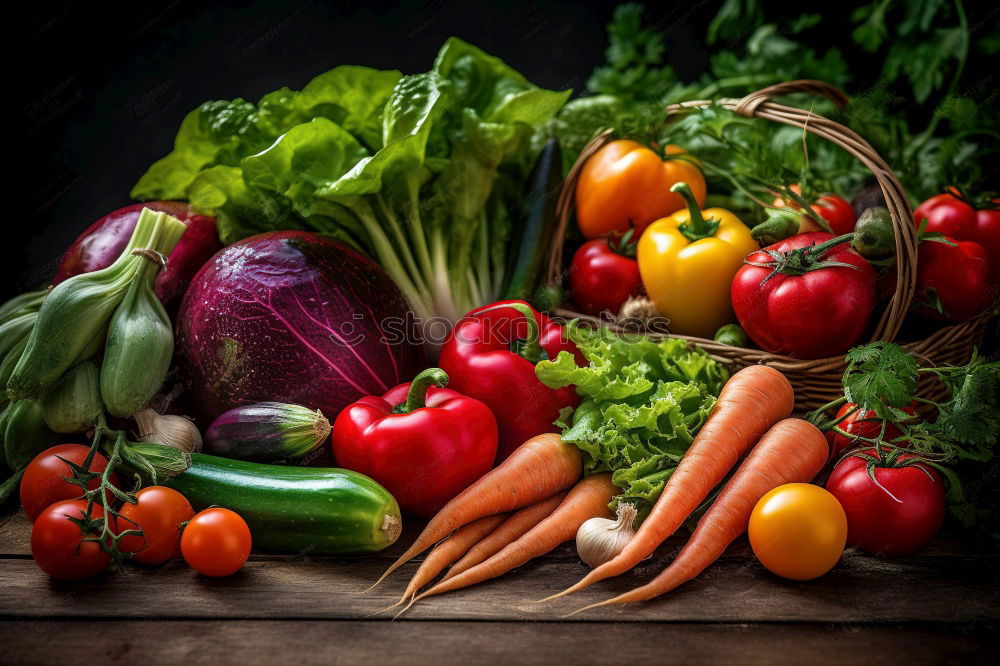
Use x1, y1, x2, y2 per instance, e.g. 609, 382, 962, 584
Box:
134, 408, 203, 453
576, 503, 638, 568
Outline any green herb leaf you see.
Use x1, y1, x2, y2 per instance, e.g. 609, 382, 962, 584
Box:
843, 342, 920, 419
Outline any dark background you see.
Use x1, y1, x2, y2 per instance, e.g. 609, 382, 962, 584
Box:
10, 0, 728, 300
11, 0, 995, 300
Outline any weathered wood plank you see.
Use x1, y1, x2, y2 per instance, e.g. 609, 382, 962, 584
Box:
1, 546, 996, 622
2, 619, 996, 666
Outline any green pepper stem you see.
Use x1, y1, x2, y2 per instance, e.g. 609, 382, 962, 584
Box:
474, 302, 544, 363
396, 368, 449, 414
671, 182, 719, 241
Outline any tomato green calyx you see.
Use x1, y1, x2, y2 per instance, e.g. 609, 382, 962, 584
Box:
394, 368, 449, 414
474, 302, 544, 363
608, 228, 638, 259
745, 233, 861, 285
672, 182, 721, 241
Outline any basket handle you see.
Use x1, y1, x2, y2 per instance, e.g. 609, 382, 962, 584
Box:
731, 79, 849, 117
663, 82, 918, 344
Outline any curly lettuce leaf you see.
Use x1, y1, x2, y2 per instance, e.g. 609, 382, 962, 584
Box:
537, 323, 727, 517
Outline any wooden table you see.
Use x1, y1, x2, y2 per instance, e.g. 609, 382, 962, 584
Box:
0, 509, 996, 665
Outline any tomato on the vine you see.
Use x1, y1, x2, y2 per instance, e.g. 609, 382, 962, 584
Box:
181, 508, 252, 577
748, 483, 847, 581
569, 234, 642, 317
118, 486, 195, 565
31, 499, 112, 581
20, 444, 119, 522
825, 449, 944, 557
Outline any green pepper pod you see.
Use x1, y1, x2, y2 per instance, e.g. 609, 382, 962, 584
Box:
101, 273, 173, 418
0, 289, 46, 326
43, 361, 103, 434
3, 399, 57, 471
851, 206, 896, 261
7, 210, 186, 401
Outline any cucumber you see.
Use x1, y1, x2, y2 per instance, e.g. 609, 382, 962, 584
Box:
501, 138, 563, 301
163, 453, 401, 554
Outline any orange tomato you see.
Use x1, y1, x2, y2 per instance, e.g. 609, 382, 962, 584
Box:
575, 140, 706, 239
748, 483, 847, 581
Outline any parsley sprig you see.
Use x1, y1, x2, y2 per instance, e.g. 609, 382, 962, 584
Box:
808, 342, 1000, 527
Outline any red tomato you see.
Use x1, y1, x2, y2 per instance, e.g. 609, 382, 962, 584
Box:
731, 232, 876, 359
826, 450, 945, 557
826, 403, 915, 457
914, 237, 990, 322
31, 499, 112, 580
20, 444, 119, 522
569, 237, 642, 317
181, 508, 252, 577
118, 487, 195, 565
914, 192, 1000, 287
773, 185, 856, 235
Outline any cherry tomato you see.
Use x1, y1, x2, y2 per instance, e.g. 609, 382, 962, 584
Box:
748, 483, 847, 580
20, 444, 119, 522
773, 185, 856, 235
118, 487, 195, 565
569, 236, 642, 317
181, 508, 252, 577
826, 402, 915, 457
31, 499, 112, 580
825, 450, 944, 557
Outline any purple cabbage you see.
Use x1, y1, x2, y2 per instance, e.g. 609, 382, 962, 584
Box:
175, 231, 425, 423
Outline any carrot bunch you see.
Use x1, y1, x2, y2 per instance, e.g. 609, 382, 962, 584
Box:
548, 365, 831, 610
369, 433, 621, 613
371, 365, 831, 614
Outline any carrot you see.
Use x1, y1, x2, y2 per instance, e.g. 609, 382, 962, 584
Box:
441, 493, 566, 584
576, 418, 828, 611
368, 433, 583, 590
383, 513, 508, 611
402, 473, 617, 612
546, 364, 793, 600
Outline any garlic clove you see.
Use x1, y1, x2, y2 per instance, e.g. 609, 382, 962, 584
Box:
135, 407, 203, 453
575, 503, 638, 568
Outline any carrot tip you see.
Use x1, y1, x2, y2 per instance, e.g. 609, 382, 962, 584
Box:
361, 564, 400, 594
393, 595, 420, 620
565, 599, 615, 617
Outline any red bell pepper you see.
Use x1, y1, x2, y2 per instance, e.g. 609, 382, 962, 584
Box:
439, 300, 584, 461
331, 368, 498, 518
914, 192, 1000, 287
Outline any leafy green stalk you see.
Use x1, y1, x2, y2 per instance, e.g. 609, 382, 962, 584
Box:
133, 39, 570, 329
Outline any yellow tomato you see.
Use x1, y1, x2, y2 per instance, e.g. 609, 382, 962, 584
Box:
748, 483, 847, 581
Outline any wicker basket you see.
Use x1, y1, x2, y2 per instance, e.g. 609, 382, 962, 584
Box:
546, 80, 990, 413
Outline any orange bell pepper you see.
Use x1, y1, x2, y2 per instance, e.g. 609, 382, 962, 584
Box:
575, 140, 706, 239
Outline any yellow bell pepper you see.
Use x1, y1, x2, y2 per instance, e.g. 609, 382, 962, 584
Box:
638, 183, 758, 339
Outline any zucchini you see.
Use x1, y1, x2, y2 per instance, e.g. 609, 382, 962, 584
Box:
163, 453, 401, 554
501, 138, 563, 301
